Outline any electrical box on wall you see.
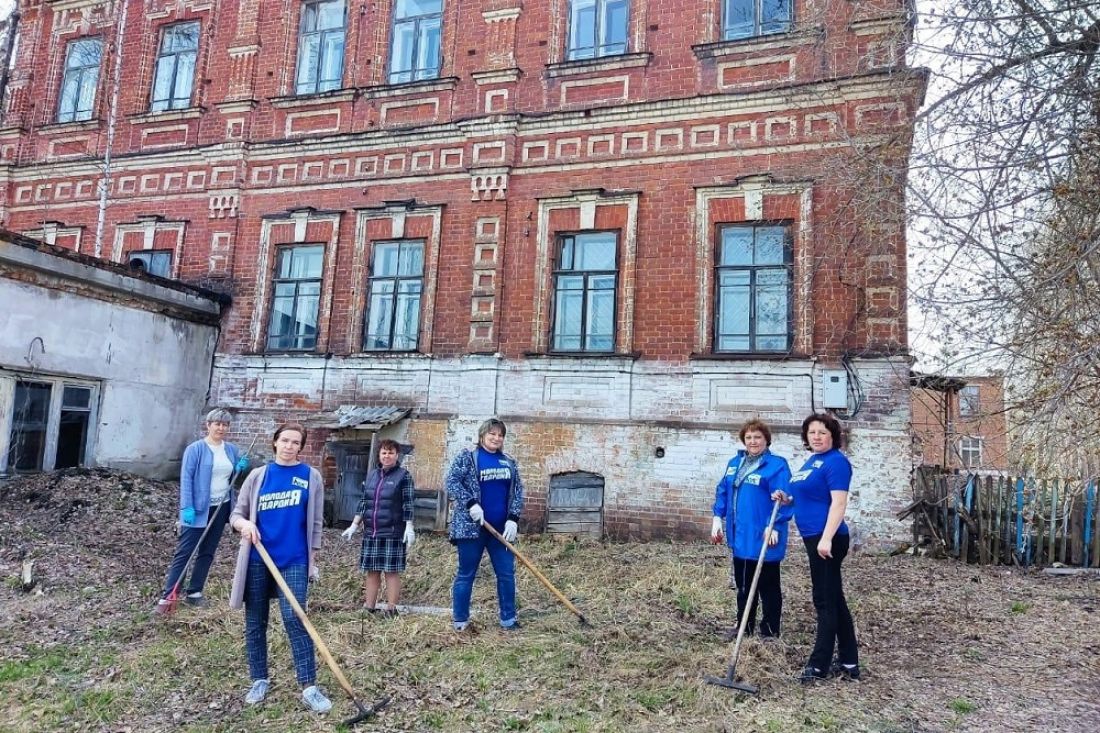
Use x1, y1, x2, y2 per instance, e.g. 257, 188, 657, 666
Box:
822, 369, 849, 409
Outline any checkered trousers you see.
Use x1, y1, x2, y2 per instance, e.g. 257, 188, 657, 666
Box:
243, 562, 315, 685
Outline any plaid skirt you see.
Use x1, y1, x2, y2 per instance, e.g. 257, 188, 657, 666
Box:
359, 536, 407, 573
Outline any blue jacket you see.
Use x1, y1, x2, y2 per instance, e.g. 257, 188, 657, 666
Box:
712, 449, 793, 562
445, 448, 525, 541
179, 439, 242, 528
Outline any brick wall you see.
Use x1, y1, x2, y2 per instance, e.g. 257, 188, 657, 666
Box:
2, 0, 922, 543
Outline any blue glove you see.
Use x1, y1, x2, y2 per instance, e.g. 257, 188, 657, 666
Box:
181, 507, 196, 525
234, 456, 250, 473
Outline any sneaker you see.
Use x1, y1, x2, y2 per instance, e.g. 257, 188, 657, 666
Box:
831, 662, 861, 681
500, 620, 521, 631
184, 594, 208, 608
245, 679, 269, 705
302, 685, 332, 713
152, 599, 171, 617
379, 608, 398, 619
799, 665, 830, 683
453, 621, 470, 632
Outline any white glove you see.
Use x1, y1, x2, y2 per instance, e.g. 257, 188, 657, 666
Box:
711, 516, 723, 540
403, 521, 416, 548
309, 565, 320, 582
468, 503, 484, 523
503, 520, 518, 543
341, 523, 359, 541
765, 528, 779, 547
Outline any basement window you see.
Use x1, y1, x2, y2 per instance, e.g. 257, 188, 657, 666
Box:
3, 377, 99, 475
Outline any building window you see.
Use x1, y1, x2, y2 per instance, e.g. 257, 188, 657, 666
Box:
127, 250, 173, 278
567, 0, 629, 60
295, 0, 346, 95
715, 224, 791, 352
151, 21, 200, 112
57, 37, 103, 123
723, 0, 792, 41
388, 0, 443, 84
551, 232, 617, 352
5, 379, 97, 474
959, 385, 980, 416
959, 436, 982, 468
267, 245, 324, 351
364, 240, 424, 351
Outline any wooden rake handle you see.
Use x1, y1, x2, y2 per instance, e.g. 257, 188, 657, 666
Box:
480, 521, 588, 625
252, 540, 358, 701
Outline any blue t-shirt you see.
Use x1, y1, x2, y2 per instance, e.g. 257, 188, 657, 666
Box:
477, 447, 512, 530
251, 462, 311, 569
789, 449, 851, 537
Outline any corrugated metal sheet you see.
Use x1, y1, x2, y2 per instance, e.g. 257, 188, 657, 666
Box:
308, 405, 409, 430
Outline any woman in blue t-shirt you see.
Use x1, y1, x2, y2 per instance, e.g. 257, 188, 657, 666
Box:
229, 422, 332, 714
445, 418, 526, 631
785, 412, 860, 682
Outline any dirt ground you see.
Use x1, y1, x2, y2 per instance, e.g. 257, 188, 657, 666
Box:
0, 468, 1097, 732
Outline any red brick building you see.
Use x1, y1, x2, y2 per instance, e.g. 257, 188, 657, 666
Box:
911, 374, 1009, 473
0, 0, 924, 542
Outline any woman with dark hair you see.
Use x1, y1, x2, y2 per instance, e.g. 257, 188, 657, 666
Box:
341, 438, 416, 615
229, 422, 332, 713
710, 419, 793, 638
445, 418, 526, 631
785, 412, 860, 682
154, 408, 249, 614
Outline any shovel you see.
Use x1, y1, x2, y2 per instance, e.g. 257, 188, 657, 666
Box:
705, 499, 782, 694
252, 541, 390, 726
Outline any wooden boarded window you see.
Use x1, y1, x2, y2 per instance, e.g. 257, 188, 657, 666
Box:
547, 472, 604, 538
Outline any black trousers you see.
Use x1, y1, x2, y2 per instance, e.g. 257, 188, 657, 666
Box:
731, 557, 782, 637
803, 533, 858, 670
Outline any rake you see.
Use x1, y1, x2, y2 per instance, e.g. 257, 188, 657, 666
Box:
704, 499, 781, 694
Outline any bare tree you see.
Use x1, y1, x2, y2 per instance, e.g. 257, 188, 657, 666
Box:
909, 0, 1100, 475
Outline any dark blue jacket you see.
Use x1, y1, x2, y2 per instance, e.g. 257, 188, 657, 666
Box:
712, 450, 793, 562
445, 448, 525, 541
356, 464, 415, 539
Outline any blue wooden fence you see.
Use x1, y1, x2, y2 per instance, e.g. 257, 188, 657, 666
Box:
909, 468, 1100, 567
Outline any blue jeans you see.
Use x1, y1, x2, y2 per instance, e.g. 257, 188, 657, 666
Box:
244, 562, 315, 685
161, 501, 229, 598
452, 529, 516, 626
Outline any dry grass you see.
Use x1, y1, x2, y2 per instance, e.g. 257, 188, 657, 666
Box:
1, 469, 1098, 732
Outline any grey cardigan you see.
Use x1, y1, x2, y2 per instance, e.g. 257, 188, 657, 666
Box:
228, 463, 325, 609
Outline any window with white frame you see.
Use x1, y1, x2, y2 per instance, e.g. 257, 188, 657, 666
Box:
551, 232, 618, 352
295, 0, 346, 95
959, 385, 980, 416
267, 245, 324, 351
714, 224, 792, 352
723, 0, 792, 41
151, 21, 200, 112
5, 378, 98, 474
567, 0, 629, 60
57, 37, 103, 123
127, 250, 173, 278
388, 0, 443, 84
364, 240, 424, 351
959, 436, 982, 468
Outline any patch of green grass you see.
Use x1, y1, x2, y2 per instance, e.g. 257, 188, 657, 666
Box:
673, 591, 698, 616
1009, 601, 1029, 614
949, 697, 977, 714
0, 649, 69, 683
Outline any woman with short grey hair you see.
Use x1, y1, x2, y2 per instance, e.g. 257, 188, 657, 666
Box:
154, 408, 250, 614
